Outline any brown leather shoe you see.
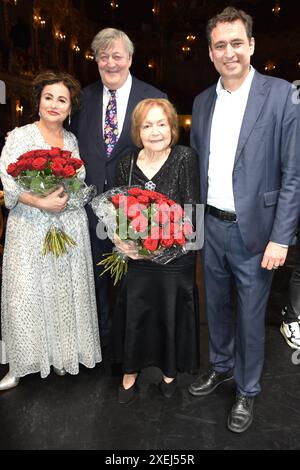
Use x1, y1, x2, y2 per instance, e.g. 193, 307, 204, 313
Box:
188, 368, 233, 396
227, 392, 254, 433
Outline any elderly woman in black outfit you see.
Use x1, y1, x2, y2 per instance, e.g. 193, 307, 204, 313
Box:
112, 98, 200, 403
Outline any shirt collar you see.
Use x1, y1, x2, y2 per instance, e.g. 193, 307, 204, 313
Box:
216, 65, 255, 97
103, 73, 132, 98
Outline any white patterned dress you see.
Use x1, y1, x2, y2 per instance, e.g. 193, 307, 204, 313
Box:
0, 123, 102, 378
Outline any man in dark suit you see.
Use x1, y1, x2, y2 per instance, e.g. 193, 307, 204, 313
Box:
189, 7, 300, 433
71, 29, 166, 347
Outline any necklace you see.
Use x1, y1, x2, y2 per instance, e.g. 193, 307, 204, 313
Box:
144, 180, 156, 191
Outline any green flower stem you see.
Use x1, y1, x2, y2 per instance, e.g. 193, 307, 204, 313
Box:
97, 252, 128, 285
42, 227, 77, 256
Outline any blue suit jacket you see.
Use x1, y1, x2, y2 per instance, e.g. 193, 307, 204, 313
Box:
191, 71, 300, 253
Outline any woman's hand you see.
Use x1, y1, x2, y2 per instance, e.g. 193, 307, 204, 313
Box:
39, 186, 69, 213
113, 234, 143, 260
19, 186, 68, 213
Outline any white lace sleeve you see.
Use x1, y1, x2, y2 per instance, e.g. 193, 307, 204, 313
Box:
0, 128, 25, 209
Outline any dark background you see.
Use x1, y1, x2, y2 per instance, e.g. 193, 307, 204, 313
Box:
0, 0, 299, 133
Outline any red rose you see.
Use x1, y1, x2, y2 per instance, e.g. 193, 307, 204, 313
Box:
153, 194, 168, 203
126, 196, 139, 207
153, 203, 170, 225
34, 149, 50, 158
19, 150, 36, 159
128, 188, 143, 196
172, 222, 182, 236
22, 157, 34, 170
48, 147, 62, 158
123, 196, 140, 217
32, 157, 48, 171
129, 214, 148, 233
16, 159, 30, 171
62, 165, 76, 178
183, 222, 194, 236
136, 195, 150, 205
70, 158, 83, 170
50, 162, 64, 176
7, 163, 20, 177
51, 157, 67, 167
127, 203, 148, 220
143, 236, 159, 251
167, 198, 177, 206
61, 150, 72, 159
160, 237, 174, 248
111, 194, 127, 208
174, 233, 185, 246
170, 204, 184, 222
142, 190, 160, 200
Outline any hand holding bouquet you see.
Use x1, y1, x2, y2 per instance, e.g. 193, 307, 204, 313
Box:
7, 147, 95, 256
90, 186, 194, 284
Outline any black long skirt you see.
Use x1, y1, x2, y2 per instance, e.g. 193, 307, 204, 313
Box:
111, 252, 200, 377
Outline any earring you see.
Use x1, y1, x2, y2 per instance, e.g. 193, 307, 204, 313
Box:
38, 111, 41, 118
68, 114, 71, 126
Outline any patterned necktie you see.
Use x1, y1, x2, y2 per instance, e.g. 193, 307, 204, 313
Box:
104, 89, 118, 157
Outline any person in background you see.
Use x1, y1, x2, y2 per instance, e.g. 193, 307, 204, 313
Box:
71, 28, 167, 348
280, 221, 300, 349
0, 71, 101, 391
112, 98, 200, 404
189, 6, 300, 433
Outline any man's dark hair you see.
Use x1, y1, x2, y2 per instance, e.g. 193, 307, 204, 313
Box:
207, 6, 253, 46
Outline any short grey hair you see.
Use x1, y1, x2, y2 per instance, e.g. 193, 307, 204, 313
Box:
91, 28, 134, 60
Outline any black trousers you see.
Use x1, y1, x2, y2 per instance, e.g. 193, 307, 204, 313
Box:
89, 227, 113, 343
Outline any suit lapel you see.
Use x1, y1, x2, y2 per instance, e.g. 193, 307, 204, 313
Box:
203, 88, 217, 176
234, 71, 270, 166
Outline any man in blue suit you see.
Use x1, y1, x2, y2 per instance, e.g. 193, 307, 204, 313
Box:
71, 29, 166, 346
189, 6, 300, 433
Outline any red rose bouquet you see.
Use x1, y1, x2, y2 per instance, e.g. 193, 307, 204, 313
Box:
7, 147, 84, 195
90, 186, 195, 284
7, 147, 95, 256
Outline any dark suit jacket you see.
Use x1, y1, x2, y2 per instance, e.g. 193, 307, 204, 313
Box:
71, 77, 167, 227
191, 70, 300, 254
71, 76, 166, 228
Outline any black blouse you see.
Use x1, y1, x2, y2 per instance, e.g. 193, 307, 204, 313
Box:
115, 145, 200, 207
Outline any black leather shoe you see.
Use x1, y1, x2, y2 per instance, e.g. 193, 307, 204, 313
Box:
227, 392, 254, 433
188, 368, 233, 396
159, 378, 177, 398
118, 383, 138, 404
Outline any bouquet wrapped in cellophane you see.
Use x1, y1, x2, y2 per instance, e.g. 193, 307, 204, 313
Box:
7, 147, 96, 256
90, 186, 195, 284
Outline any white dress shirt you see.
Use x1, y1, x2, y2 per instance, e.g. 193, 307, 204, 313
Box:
102, 73, 132, 139
207, 66, 255, 212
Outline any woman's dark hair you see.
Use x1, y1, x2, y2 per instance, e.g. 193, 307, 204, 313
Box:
32, 70, 81, 115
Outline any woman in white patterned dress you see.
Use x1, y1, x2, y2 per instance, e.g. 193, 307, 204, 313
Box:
0, 71, 101, 390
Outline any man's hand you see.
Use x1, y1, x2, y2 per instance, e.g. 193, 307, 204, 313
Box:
261, 241, 288, 270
